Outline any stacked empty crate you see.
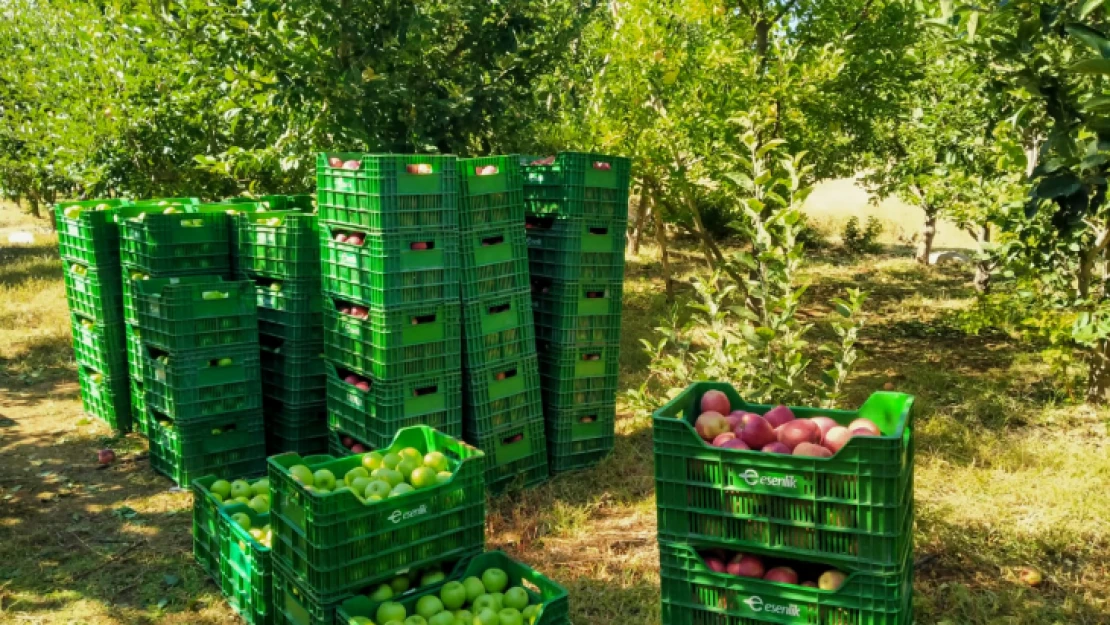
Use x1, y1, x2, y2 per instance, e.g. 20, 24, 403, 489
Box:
456, 156, 549, 492
652, 384, 915, 624
121, 205, 267, 486
318, 154, 463, 454
522, 153, 630, 473
57, 199, 134, 432
236, 210, 328, 455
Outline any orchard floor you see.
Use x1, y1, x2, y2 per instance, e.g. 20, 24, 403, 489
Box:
1, 209, 1109, 624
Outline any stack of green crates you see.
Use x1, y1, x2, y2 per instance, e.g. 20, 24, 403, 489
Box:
122, 208, 267, 486
456, 156, 548, 493
57, 199, 134, 432
268, 426, 486, 625
117, 197, 203, 437
652, 383, 916, 624
521, 152, 630, 473
237, 210, 328, 456
317, 153, 463, 451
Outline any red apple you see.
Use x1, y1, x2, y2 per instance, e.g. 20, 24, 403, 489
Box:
98, 449, 116, 465
762, 442, 791, 454
410, 242, 429, 250
851, 428, 875, 436
720, 439, 750, 451
764, 567, 799, 585
351, 306, 368, 318
849, 418, 882, 436
704, 555, 727, 573
777, 420, 821, 450
342, 159, 361, 170
344, 374, 359, 385
763, 405, 795, 428
339, 306, 352, 315
328, 157, 343, 168
355, 381, 371, 392
695, 412, 731, 442
725, 411, 749, 432
739, 414, 776, 449
824, 426, 852, 453
346, 235, 363, 246
342, 436, 354, 448
711, 432, 736, 447
700, 390, 731, 415
335, 233, 349, 244
810, 416, 838, 441
794, 442, 833, 458
351, 444, 366, 453
728, 554, 765, 578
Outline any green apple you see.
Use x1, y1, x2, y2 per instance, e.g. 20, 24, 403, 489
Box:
369, 583, 393, 602
248, 495, 270, 514
502, 588, 528, 612
497, 608, 522, 625
362, 451, 385, 471
372, 468, 404, 488
437, 471, 453, 485
423, 451, 449, 472
472, 595, 497, 614
403, 617, 428, 625
377, 602, 407, 624
345, 466, 369, 485
429, 612, 456, 625
230, 480, 252, 499
382, 453, 402, 469
462, 577, 486, 603
439, 581, 467, 610
234, 496, 251, 505
230, 512, 251, 531
313, 469, 337, 491
521, 605, 540, 622
350, 476, 372, 494
453, 609, 473, 625
416, 595, 444, 620
410, 467, 438, 490
390, 483, 415, 497
349, 618, 373, 625
421, 570, 445, 587
365, 479, 392, 499
209, 492, 224, 503
289, 465, 314, 486
397, 458, 421, 481
250, 478, 269, 496
210, 479, 232, 498
398, 447, 423, 463
217, 357, 233, 367
489, 594, 504, 612
473, 608, 498, 625
269, 282, 283, 292
482, 569, 509, 594
390, 575, 411, 594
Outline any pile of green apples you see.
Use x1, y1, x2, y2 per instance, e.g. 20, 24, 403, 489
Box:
208, 477, 273, 547
350, 567, 543, 625
288, 448, 454, 501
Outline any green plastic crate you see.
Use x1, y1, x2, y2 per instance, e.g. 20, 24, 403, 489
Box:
70, 314, 128, 374
126, 324, 143, 380
141, 346, 262, 420
237, 212, 322, 280
323, 300, 461, 379
78, 365, 132, 432
133, 277, 258, 351
533, 308, 622, 346
319, 224, 460, 307
261, 340, 326, 377
463, 354, 541, 408
457, 156, 526, 229
220, 503, 273, 625
267, 426, 486, 598
122, 271, 143, 325
535, 341, 620, 381
228, 195, 314, 212
540, 372, 619, 410
192, 472, 272, 586
261, 352, 327, 407
253, 277, 324, 316
270, 432, 331, 458
461, 289, 535, 361
55, 199, 130, 268
531, 277, 624, 319
316, 153, 458, 231
527, 247, 625, 283
324, 362, 463, 450
546, 400, 616, 473
260, 313, 326, 344
524, 215, 626, 255
131, 378, 149, 437
63, 261, 124, 323
521, 152, 630, 219
271, 561, 346, 625
118, 209, 231, 275
148, 410, 266, 487
653, 382, 915, 572
325, 427, 372, 457
659, 540, 913, 625
463, 385, 543, 434
338, 550, 570, 625
465, 416, 549, 493
268, 406, 331, 457
131, 197, 201, 208
459, 225, 530, 300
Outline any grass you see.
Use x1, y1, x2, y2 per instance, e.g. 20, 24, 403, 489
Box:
2, 203, 1110, 624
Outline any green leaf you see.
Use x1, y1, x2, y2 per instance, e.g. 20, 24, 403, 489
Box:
1034, 173, 1082, 199
1080, 0, 1105, 19
163, 574, 180, 587
1066, 24, 1110, 58
1069, 57, 1110, 74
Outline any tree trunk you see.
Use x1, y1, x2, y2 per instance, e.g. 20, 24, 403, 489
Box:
916, 210, 936, 264
1087, 338, 1110, 403
28, 196, 41, 219
651, 183, 675, 302
628, 183, 648, 256
973, 225, 991, 293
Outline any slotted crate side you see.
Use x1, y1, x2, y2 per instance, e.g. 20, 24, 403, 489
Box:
459, 225, 530, 300
127, 324, 143, 381
460, 288, 535, 365
220, 503, 273, 625
546, 400, 616, 474
524, 215, 626, 255
457, 156, 526, 229
118, 209, 232, 275
142, 346, 263, 421
317, 153, 458, 231
653, 382, 915, 572
192, 472, 269, 588
337, 550, 571, 625
535, 341, 620, 382
259, 313, 325, 344
78, 366, 132, 432
323, 300, 461, 379
131, 378, 149, 437
658, 540, 913, 625
527, 247, 625, 282
133, 277, 259, 352
252, 278, 324, 317
463, 384, 543, 434
236, 211, 321, 281
530, 276, 624, 319
70, 315, 128, 374
463, 354, 541, 408
533, 307, 623, 346
464, 416, 549, 493
148, 411, 267, 487
63, 262, 124, 323
55, 200, 130, 268
267, 426, 485, 598
539, 372, 619, 410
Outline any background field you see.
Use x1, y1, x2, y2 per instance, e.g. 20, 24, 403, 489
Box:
1, 192, 1107, 624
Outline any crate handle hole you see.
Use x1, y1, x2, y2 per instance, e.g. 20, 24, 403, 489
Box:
592, 161, 612, 171
409, 241, 435, 251
579, 415, 598, 424
494, 368, 518, 381
585, 290, 606, 299
411, 314, 437, 325
475, 165, 499, 176
413, 385, 439, 397
501, 432, 525, 446
582, 353, 601, 361
488, 303, 511, 314
588, 227, 609, 236
406, 164, 434, 175
481, 235, 505, 247
201, 290, 229, 300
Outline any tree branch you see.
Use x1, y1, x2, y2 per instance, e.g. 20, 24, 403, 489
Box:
771, 0, 801, 26
843, 0, 877, 38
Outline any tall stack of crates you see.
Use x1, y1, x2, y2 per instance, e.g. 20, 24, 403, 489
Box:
236, 210, 328, 455
122, 206, 267, 486
317, 154, 463, 453
118, 198, 202, 437
57, 199, 133, 432
652, 383, 915, 624
268, 426, 486, 625
456, 156, 549, 492
521, 152, 630, 473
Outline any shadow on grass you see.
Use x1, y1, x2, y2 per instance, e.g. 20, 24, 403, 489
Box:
0, 242, 62, 288
0, 333, 78, 402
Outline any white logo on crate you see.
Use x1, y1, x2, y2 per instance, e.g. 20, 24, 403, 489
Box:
339, 252, 358, 268
744, 596, 801, 617
335, 178, 354, 193
68, 224, 80, 237
389, 504, 429, 524
741, 469, 798, 489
